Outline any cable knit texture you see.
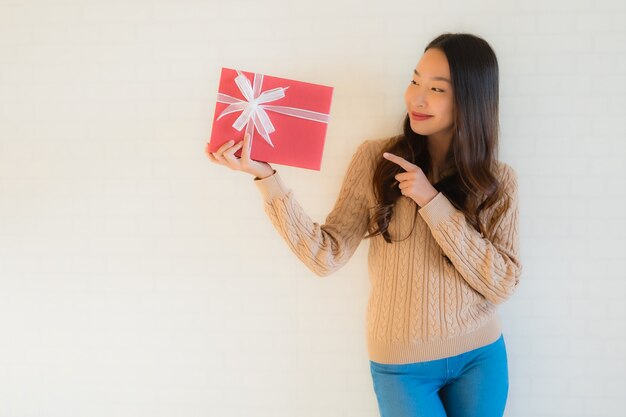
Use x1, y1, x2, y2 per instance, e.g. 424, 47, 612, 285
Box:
254, 137, 522, 364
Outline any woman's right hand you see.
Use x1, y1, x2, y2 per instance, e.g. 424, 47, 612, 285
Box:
205, 132, 275, 179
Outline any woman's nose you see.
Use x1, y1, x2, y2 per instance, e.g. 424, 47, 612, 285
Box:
410, 89, 427, 107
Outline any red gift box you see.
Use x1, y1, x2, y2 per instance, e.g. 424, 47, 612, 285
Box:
208, 67, 334, 171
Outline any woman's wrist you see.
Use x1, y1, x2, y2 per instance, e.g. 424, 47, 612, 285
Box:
254, 169, 276, 181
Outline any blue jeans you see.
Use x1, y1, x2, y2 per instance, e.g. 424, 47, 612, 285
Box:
369, 334, 508, 417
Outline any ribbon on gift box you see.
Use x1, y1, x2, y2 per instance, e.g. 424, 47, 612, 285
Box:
216, 70, 330, 148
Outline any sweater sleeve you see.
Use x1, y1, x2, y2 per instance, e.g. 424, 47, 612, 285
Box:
418, 164, 523, 305
253, 141, 376, 277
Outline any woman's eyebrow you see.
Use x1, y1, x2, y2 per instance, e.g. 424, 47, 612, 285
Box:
414, 69, 451, 84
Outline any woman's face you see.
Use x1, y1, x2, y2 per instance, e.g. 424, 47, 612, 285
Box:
404, 48, 455, 139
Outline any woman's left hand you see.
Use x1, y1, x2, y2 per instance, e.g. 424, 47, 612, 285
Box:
383, 152, 440, 207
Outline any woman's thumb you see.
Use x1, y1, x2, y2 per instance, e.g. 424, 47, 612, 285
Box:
241, 133, 252, 160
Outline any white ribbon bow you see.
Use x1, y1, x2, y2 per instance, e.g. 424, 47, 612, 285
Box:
216, 70, 330, 148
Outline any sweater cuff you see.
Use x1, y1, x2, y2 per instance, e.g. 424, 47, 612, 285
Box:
253, 171, 290, 202
418, 192, 459, 229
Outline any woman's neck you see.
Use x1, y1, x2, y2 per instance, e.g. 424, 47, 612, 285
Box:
427, 132, 453, 183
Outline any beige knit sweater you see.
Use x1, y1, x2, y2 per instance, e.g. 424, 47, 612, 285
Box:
254, 137, 522, 364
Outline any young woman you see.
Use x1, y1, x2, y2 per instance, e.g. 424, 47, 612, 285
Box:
206, 33, 522, 417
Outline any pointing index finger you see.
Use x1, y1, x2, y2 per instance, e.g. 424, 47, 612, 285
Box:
383, 152, 417, 172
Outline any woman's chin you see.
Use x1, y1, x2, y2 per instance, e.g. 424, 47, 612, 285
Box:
409, 124, 430, 136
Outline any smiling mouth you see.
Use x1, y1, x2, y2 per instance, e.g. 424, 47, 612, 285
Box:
411, 112, 433, 120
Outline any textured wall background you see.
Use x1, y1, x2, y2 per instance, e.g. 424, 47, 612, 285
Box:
0, 0, 624, 416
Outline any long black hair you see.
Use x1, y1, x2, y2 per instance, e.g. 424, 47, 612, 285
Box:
366, 33, 505, 243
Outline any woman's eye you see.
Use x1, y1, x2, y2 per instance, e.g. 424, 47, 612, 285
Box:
410, 80, 443, 93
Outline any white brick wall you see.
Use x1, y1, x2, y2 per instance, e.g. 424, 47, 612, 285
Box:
0, 0, 624, 416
